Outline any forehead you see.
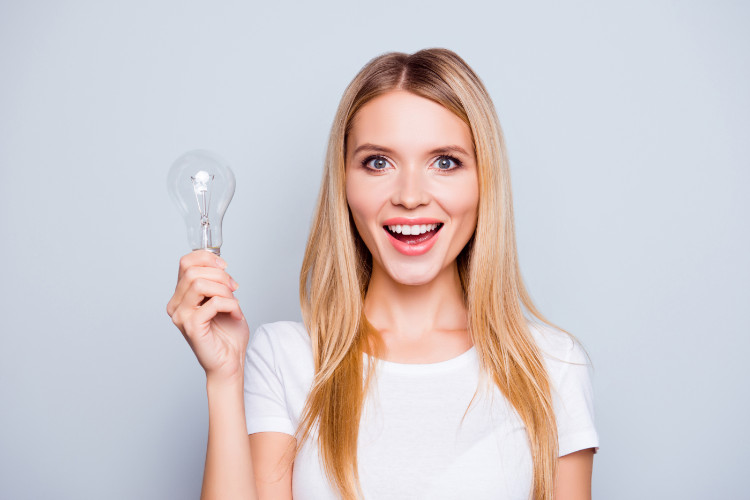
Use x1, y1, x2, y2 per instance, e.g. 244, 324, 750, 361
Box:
347, 90, 474, 157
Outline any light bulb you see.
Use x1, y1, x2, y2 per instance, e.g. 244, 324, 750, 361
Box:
168, 150, 236, 255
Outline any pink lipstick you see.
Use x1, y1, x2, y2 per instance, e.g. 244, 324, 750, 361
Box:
382, 218, 443, 256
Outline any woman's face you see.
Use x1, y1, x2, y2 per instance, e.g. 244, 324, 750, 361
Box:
345, 90, 479, 286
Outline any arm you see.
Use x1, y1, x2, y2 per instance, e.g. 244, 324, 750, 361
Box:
243, 324, 298, 499
168, 252, 295, 498
165, 250, 257, 499
249, 432, 296, 500
201, 376, 258, 500
554, 448, 595, 500
202, 377, 296, 500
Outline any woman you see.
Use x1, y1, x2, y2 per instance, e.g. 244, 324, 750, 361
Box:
167, 48, 599, 500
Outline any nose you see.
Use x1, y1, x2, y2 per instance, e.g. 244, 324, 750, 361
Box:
391, 165, 430, 209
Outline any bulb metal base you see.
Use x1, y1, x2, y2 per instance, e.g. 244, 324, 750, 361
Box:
194, 246, 221, 256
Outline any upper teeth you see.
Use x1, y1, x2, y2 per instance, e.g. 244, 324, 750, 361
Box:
386, 223, 439, 235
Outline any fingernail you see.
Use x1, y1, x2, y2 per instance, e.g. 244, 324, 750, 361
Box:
216, 257, 227, 268
231, 279, 239, 290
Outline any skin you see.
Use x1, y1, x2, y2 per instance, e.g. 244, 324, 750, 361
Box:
345, 90, 478, 362
166, 89, 593, 499
556, 449, 595, 499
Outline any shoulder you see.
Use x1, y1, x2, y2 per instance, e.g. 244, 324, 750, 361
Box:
243, 321, 314, 436
526, 319, 591, 379
252, 320, 311, 348
247, 320, 314, 371
527, 320, 600, 455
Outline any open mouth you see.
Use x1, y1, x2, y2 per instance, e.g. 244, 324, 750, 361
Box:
383, 223, 443, 245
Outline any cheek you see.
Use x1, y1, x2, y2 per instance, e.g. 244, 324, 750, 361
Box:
346, 172, 393, 223
436, 176, 479, 222
345, 176, 378, 238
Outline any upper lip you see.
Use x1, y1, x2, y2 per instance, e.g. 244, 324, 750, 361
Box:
382, 217, 443, 226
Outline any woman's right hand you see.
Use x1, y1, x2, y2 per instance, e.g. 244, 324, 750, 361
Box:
166, 250, 249, 383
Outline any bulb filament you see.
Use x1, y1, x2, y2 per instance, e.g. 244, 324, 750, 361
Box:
191, 171, 214, 249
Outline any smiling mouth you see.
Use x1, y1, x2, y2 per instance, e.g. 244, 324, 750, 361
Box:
384, 223, 443, 244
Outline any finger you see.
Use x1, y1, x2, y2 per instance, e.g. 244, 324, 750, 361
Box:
168, 266, 238, 315
169, 280, 237, 331
191, 296, 245, 329
178, 250, 227, 280
180, 278, 236, 310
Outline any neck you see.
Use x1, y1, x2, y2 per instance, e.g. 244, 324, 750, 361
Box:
363, 261, 469, 344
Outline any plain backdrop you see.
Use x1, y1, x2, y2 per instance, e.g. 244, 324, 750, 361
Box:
1, 1, 748, 498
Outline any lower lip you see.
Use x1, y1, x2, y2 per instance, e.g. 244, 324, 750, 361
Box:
383, 226, 442, 256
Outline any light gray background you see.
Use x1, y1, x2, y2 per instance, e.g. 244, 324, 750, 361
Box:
1, 1, 747, 498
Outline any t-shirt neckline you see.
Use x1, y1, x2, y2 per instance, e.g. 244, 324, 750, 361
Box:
363, 345, 477, 375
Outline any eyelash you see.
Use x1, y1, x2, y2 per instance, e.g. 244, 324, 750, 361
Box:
360, 154, 464, 172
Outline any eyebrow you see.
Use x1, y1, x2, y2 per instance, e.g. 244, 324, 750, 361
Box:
352, 143, 473, 158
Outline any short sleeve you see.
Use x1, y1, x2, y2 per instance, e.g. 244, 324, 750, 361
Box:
552, 338, 600, 457
243, 324, 296, 436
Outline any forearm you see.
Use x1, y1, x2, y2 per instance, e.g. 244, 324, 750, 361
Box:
201, 375, 257, 500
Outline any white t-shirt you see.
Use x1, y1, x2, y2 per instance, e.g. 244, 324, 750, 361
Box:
243, 320, 599, 500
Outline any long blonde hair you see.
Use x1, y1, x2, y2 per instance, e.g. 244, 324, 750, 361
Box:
298, 48, 568, 500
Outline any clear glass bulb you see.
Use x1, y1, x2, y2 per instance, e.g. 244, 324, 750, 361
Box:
167, 150, 236, 255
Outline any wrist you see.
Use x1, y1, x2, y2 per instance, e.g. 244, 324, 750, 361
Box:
205, 371, 244, 393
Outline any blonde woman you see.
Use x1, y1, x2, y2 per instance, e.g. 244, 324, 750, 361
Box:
167, 48, 599, 500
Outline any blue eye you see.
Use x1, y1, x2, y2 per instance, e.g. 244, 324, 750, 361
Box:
361, 154, 463, 172
434, 155, 462, 170
362, 155, 390, 170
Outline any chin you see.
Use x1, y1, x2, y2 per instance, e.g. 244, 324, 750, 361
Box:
384, 261, 442, 286
393, 275, 435, 286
